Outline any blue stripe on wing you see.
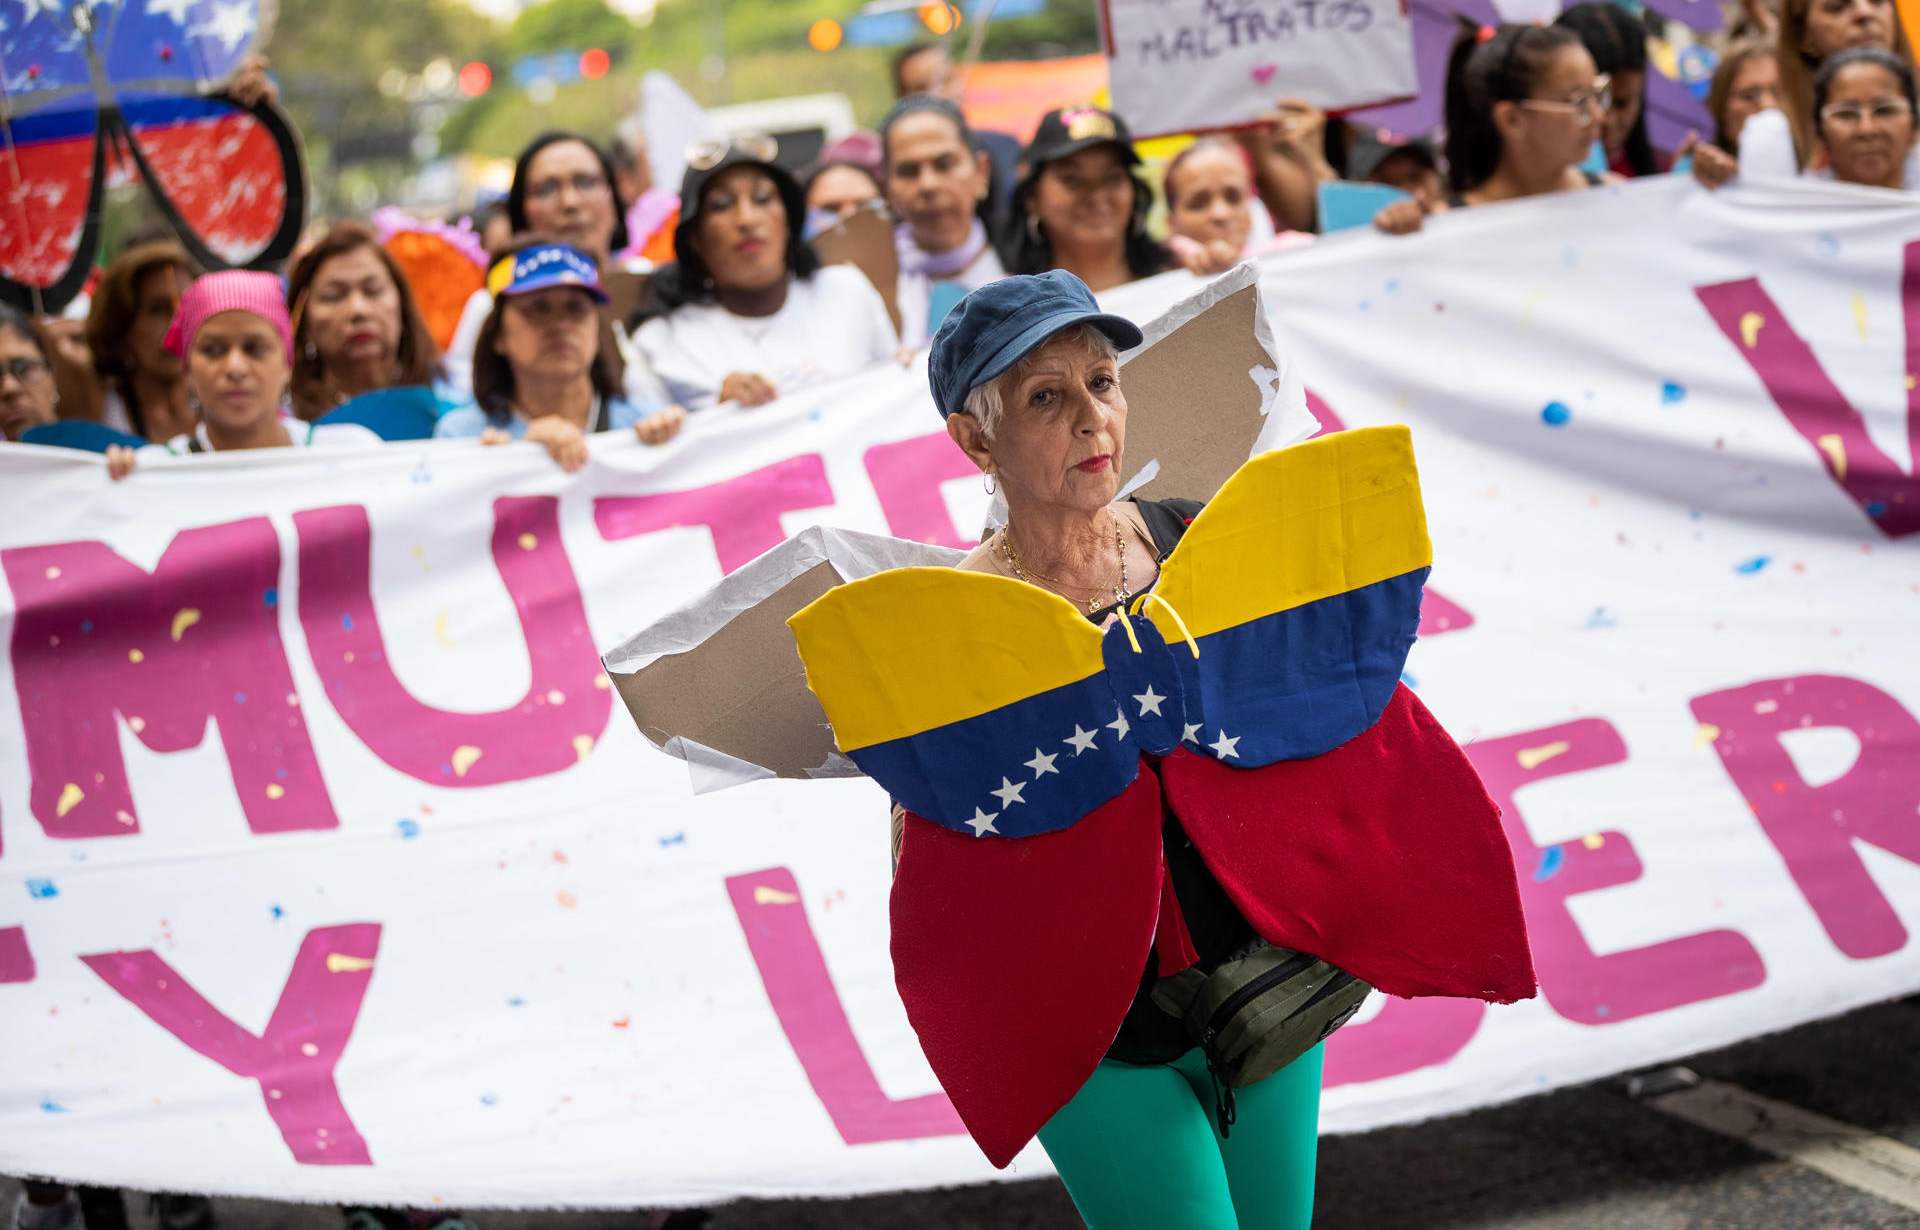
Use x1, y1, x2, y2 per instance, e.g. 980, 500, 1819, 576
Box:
1169, 566, 1429, 767
849, 672, 1140, 838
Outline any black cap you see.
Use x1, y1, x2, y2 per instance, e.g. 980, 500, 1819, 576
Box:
672, 142, 807, 263
1021, 106, 1141, 172
1347, 133, 1440, 184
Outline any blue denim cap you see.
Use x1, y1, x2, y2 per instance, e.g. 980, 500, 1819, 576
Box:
927, 270, 1144, 420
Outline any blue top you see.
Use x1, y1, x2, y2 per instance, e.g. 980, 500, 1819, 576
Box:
434, 395, 652, 439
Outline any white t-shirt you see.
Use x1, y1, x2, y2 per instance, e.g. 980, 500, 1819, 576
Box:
1737, 107, 1920, 188
634, 265, 900, 410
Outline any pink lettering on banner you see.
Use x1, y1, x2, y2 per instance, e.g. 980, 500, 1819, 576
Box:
725, 867, 965, 1145
594, 455, 834, 573
293, 499, 609, 788
81, 923, 380, 1165
1305, 388, 1475, 636
1696, 243, 1920, 537
0, 927, 34, 982
1, 520, 335, 849
1466, 719, 1767, 1024
1693, 674, 1920, 960
1325, 996, 1485, 1086
864, 433, 981, 548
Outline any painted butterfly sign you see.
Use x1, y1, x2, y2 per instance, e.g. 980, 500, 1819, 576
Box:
0, 0, 305, 313
1099, 0, 1419, 140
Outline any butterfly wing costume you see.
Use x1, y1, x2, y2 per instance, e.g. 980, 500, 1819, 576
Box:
788, 426, 1536, 1167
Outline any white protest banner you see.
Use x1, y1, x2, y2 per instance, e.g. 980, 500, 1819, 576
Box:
1099, 0, 1418, 138
2, 177, 1918, 1207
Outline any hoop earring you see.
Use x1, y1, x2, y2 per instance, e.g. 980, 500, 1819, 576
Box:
982, 470, 997, 495
1025, 213, 1043, 247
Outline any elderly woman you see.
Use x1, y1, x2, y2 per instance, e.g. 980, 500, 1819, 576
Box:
84, 240, 197, 440
999, 107, 1172, 292
634, 137, 899, 409
880, 95, 1006, 346
0, 304, 61, 442
286, 221, 444, 420
917, 270, 1326, 1227
106, 272, 380, 477
436, 240, 684, 470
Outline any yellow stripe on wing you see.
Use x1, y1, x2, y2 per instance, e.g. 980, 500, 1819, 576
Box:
788, 566, 1105, 753
1147, 425, 1431, 642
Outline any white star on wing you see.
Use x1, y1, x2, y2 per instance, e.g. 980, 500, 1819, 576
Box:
1024, 748, 1059, 778
990, 776, 1026, 808
1064, 725, 1098, 756
1182, 722, 1203, 743
18, 0, 62, 26
146, 0, 197, 26
1134, 685, 1165, 717
966, 807, 999, 837
1209, 730, 1241, 759
192, 0, 253, 53
1107, 708, 1131, 741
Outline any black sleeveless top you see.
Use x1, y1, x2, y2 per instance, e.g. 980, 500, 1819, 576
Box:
1099, 497, 1259, 1065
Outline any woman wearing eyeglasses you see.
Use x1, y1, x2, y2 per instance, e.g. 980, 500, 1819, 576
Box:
444, 131, 674, 412
1811, 48, 1919, 187
1556, 3, 1661, 177
1375, 23, 1617, 234
633, 136, 900, 410
1697, 0, 1918, 187
509, 131, 630, 268
0, 304, 60, 442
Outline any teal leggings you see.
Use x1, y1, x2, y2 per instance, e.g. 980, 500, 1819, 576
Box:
1036, 1043, 1324, 1230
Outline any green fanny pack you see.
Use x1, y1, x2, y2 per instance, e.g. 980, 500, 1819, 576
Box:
1150, 941, 1372, 1136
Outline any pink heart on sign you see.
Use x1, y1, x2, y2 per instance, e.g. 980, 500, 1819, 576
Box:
1251, 63, 1278, 85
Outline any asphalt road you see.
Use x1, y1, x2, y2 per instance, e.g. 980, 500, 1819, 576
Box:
10, 995, 1917, 1229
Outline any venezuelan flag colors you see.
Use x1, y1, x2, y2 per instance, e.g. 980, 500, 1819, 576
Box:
788, 425, 1435, 838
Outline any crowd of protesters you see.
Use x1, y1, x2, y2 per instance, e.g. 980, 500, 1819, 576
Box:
6, 0, 1912, 468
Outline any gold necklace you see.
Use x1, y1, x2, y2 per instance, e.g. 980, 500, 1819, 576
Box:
996, 512, 1129, 614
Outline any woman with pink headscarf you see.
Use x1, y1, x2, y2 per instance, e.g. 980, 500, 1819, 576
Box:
107, 271, 381, 478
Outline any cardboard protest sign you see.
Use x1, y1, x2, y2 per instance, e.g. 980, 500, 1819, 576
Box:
811, 206, 902, 336
1099, 0, 1418, 139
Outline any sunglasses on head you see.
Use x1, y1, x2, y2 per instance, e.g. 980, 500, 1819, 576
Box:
686, 133, 780, 172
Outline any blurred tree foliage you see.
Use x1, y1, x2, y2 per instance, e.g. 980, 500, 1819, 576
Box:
270, 0, 1102, 187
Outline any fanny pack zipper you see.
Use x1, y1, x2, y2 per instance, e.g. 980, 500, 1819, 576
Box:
1200, 949, 1317, 1049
